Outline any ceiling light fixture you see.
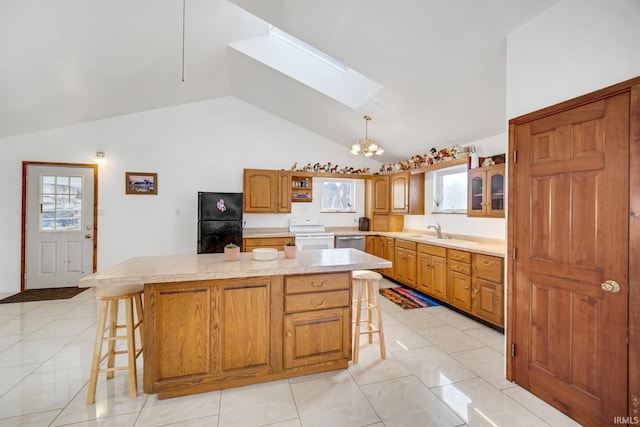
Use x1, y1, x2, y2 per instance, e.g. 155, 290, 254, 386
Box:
351, 115, 384, 156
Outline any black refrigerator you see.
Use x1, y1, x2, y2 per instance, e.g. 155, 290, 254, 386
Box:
197, 192, 243, 253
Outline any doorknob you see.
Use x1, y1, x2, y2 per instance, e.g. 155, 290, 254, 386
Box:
85, 234, 92, 239
601, 280, 621, 293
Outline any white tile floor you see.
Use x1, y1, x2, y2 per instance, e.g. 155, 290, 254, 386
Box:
0, 279, 583, 427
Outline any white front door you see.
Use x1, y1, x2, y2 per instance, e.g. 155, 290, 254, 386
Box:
25, 164, 95, 289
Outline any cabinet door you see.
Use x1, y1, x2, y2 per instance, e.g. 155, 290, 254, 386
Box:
448, 270, 472, 311
467, 170, 486, 217
417, 253, 434, 294
394, 247, 408, 283
472, 278, 504, 326
244, 169, 277, 213
486, 167, 505, 217
371, 175, 390, 213
405, 250, 417, 288
215, 279, 273, 375
431, 255, 448, 300
277, 171, 292, 212
152, 283, 213, 382
283, 307, 350, 369
390, 172, 409, 214
384, 238, 395, 278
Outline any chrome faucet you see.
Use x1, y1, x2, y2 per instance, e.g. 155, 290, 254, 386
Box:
428, 222, 442, 239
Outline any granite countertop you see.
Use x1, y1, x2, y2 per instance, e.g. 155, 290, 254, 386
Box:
79, 248, 391, 288
242, 228, 505, 257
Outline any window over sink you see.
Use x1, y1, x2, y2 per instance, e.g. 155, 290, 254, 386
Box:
433, 164, 467, 213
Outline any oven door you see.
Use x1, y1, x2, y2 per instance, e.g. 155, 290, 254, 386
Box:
295, 234, 335, 250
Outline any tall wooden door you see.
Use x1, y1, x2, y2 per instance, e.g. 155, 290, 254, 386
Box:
510, 92, 629, 426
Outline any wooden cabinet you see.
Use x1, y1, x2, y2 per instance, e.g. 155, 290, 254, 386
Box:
243, 236, 293, 252
243, 169, 291, 213
145, 277, 277, 396
390, 172, 425, 215
283, 273, 351, 369
394, 239, 417, 288
447, 249, 472, 311
371, 175, 390, 213
472, 254, 504, 326
467, 163, 505, 218
291, 173, 313, 203
417, 244, 447, 300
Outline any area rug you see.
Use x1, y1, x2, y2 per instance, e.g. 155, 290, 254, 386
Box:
0, 287, 88, 304
379, 286, 441, 310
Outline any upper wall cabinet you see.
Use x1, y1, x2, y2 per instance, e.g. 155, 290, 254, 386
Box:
243, 169, 291, 213
390, 171, 425, 215
467, 163, 505, 218
368, 172, 425, 217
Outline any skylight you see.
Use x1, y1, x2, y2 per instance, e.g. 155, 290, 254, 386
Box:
228, 26, 382, 109
268, 26, 348, 72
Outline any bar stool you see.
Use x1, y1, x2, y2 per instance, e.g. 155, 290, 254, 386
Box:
352, 270, 386, 363
86, 284, 144, 405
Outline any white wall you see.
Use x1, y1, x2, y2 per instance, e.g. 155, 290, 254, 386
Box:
404, 133, 507, 239
507, 0, 640, 118
0, 97, 381, 293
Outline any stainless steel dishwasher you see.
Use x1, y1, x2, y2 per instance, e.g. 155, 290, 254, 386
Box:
335, 235, 366, 252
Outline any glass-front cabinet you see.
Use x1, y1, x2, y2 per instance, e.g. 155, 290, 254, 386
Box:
467, 163, 505, 218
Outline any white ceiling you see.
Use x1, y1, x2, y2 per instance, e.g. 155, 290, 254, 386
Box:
0, 0, 558, 161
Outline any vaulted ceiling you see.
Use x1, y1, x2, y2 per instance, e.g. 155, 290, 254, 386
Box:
0, 0, 558, 161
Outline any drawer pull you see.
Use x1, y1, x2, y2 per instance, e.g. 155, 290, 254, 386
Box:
310, 281, 327, 288
311, 298, 328, 308
482, 260, 494, 266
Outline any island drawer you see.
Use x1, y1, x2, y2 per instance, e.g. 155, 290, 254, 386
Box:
285, 290, 351, 313
285, 273, 350, 294
449, 260, 471, 275
448, 249, 471, 264
474, 254, 503, 282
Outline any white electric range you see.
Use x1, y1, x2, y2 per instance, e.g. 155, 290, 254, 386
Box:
289, 218, 335, 250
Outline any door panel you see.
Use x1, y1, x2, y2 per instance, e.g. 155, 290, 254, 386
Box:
25, 164, 95, 289
512, 93, 629, 426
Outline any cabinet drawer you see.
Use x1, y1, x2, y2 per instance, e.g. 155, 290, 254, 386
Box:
449, 260, 471, 275
285, 273, 350, 294
395, 239, 417, 250
417, 243, 447, 257
285, 290, 350, 313
448, 249, 471, 264
244, 237, 292, 248
474, 254, 503, 283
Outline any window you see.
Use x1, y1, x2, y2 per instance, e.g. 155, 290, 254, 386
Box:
433, 165, 467, 213
321, 179, 356, 212
40, 175, 83, 231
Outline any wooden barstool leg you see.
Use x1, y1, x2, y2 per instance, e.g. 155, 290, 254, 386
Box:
371, 282, 386, 360
125, 296, 138, 398
353, 280, 363, 363
135, 293, 144, 345
365, 282, 373, 344
86, 300, 109, 405
106, 300, 118, 379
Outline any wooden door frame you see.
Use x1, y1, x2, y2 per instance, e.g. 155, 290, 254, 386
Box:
507, 75, 640, 417
21, 161, 99, 291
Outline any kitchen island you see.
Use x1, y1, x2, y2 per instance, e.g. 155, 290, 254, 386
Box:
80, 248, 390, 399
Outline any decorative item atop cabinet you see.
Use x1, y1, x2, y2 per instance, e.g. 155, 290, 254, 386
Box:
467, 161, 505, 218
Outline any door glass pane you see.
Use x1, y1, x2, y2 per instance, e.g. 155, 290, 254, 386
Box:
491, 174, 504, 211
40, 175, 83, 231
471, 176, 484, 210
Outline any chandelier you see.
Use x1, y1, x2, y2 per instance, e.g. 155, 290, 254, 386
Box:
351, 115, 384, 156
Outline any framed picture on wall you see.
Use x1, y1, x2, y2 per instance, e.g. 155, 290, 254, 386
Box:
125, 172, 157, 195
